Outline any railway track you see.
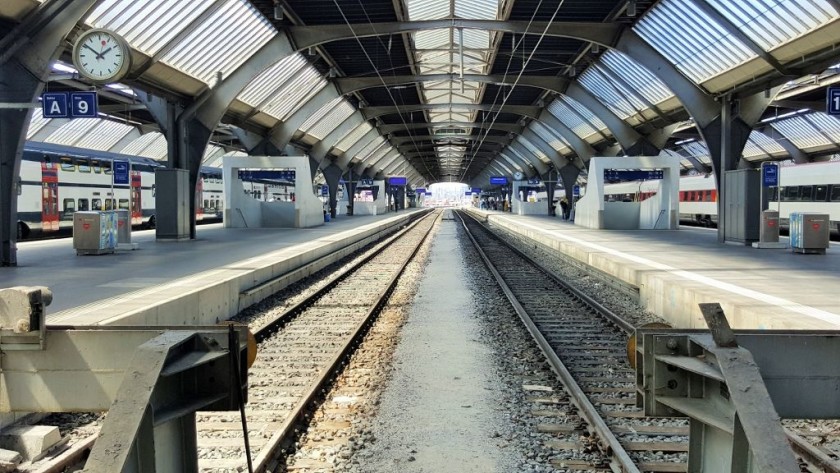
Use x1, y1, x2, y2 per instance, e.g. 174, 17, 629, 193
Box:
455, 209, 839, 473
32, 209, 438, 473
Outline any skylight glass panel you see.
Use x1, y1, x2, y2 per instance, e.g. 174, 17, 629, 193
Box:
563, 96, 607, 132
547, 99, 597, 139
517, 136, 549, 163
303, 101, 357, 140
455, 0, 498, 19
805, 113, 840, 142
770, 114, 834, 149
260, 67, 328, 121
530, 121, 572, 154
415, 30, 451, 49
44, 119, 99, 146
634, 0, 758, 84
357, 137, 387, 161
407, 0, 449, 20
498, 152, 524, 171
578, 66, 643, 119
73, 120, 134, 150
118, 132, 167, 160
84, 0, 213, 56
659, 148, 695, 169
160, 0, 275, 84
707, 0, 838, 52
681, 141, 712, 164
26, 114, 51, 139
238, 55, 308, 107
745, 130, 786, 157
335, 123, 373, 153
600, 50, 674, 105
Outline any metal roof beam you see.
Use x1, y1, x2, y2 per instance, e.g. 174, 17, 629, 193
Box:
336, 74, 568, 96
288, 20, 621, 52
378, 122, 523, 134
362, 103, 540, 120
389, 135, 509, 146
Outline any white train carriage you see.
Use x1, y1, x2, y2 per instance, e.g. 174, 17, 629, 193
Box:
14, 142, 224, 238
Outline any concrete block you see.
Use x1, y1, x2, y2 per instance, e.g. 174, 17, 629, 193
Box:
0, 449, 21, 472
0, 425, 61, 460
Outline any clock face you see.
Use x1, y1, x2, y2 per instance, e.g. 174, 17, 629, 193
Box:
513, 171, 524, 180
73, 29, 130, 83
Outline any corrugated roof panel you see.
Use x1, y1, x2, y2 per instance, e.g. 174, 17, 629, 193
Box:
600, 50, 674, 105
563, 96, 608, 132
357, 136, 386, 160
530, 121, 572, 154
73, 120, 134, 150
546, 99, 597, 139
455, 0, 498, 19
303, 101, 357, 140
407, 0, 449, 20
577, 65, 641, 119
414, 29, 451, 49
744, 130, 786, 157
26, 113, 51, 139
804, 113, 840, 142
299, 97, 344, 134
160, 0, 275, 84
681, 141, 712, 164
659, 148, 694, 169
634, 0, 758, 84
770, 114, 834, 149
44, 118, 98, 146
708, 0, 838, 52
238, 54, 308, 107
260, 67, 328, 121
517, 136, 549, 163
334, 122, 373, 153
119, 132, 168, 160
84, 0, 213, 56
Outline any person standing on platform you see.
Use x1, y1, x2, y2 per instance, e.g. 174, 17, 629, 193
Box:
559, 198, 569, 220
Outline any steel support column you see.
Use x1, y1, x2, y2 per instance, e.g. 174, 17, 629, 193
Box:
0, 0, 97, 266
558, 164, 582, 208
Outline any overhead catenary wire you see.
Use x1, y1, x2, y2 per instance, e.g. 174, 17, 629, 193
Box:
333, 0, 436, 181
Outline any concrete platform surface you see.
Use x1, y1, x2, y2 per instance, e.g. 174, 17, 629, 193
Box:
468, 209, 840, 330
0, 212, 422, 320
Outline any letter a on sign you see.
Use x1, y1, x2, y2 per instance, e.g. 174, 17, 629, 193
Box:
50, 101, 62, 114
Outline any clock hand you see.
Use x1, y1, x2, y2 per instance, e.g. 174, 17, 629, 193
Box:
83, 44, 102, 59
99, 47, 113, 57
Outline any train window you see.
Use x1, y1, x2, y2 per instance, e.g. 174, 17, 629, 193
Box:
830, 185, 840, 202
63, 199, 76, 212
784, 186, 799, 201
799, 185, 813, 201
815, 185, 828, 202
105, 199, 113, 210
78, 199, 89, 211
118, 199, 129, 210
77, 160, 91, 173
203, 199, 209, 209
91, 160, 102, 173
704, 190, 712, 202
103, 162, 112, 174
60, 157, 75, 172
768, 187, 778, 201
92, 198, 102, 210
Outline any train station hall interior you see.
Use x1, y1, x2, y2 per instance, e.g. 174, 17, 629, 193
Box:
1, 0, 840, 472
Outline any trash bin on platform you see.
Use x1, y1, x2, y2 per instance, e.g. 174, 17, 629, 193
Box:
790, 212, 830, 254
760, 210, 779, 243
116, 209, 131, 244
73, 211, 117, 255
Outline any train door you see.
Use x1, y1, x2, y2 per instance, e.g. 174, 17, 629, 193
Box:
131, 170, 142, 224
196, 177, 204, 221
40, 163, 59, 232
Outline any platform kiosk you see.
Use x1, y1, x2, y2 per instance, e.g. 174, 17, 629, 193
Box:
223, 156, 323, 228
353, 179, 388, 216
387, 176, 408, 211
574, 156, 681, 230
512, 178, 549, 216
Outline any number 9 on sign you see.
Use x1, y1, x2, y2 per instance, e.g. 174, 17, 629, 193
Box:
70, 92, 98, 118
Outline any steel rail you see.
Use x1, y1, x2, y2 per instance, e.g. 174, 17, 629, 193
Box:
253, 210, 439, 472
455, 210, 640, 473
458, 209, 840, 473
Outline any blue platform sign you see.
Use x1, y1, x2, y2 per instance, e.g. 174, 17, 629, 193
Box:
527, 178, 541, 185
762, 163, 779, 187
321, 186, 329, 196
572, 185, 580, 197
112, 160, 130, 185
471, 187, 481, 194
828, 86, 840, 116
465, 191, 472, 196
489, 176, 507, 185
388, 176, 407, 186
415, 187, 426, 194
70, 92, 98, 118
42, 92, 69, 118
604, 169, 664, 182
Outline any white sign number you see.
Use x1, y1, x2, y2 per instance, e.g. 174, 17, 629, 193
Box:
77, 100, 88, 115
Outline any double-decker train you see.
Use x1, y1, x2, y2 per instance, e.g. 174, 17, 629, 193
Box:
600, 160, 840, 233
13, 142, 223, 239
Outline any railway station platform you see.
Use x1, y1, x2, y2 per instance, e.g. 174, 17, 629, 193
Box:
464, 208, 840, 331
3, 210, 427, 326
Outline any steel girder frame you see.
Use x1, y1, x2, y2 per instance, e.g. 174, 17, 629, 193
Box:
311, 114, 364, 171
352, 140, 391, 176
494, 150, 528, 175
335, 129, 380, 170
378, 121, 523, 135
518, 129, 566, 171
504, 145, 542, 177
356, 148, 397, 177
0, 0, 99, 266
362, 103, 541, 121
336, 74, 567, 97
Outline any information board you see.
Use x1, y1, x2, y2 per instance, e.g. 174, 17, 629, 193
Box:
388, 176, 407, 186
762, 163, 779, 187
573, 185, 580, 197
828, 86, 840, 116
490, 176, 508, 185
604, 169, 664, 182
112, 160, 130, 185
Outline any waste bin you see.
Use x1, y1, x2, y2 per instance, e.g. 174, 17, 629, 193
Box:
116, 209, 131, 244
73, 211, 117, 255
790, 212, 830, 254
759, 210, 779, 243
